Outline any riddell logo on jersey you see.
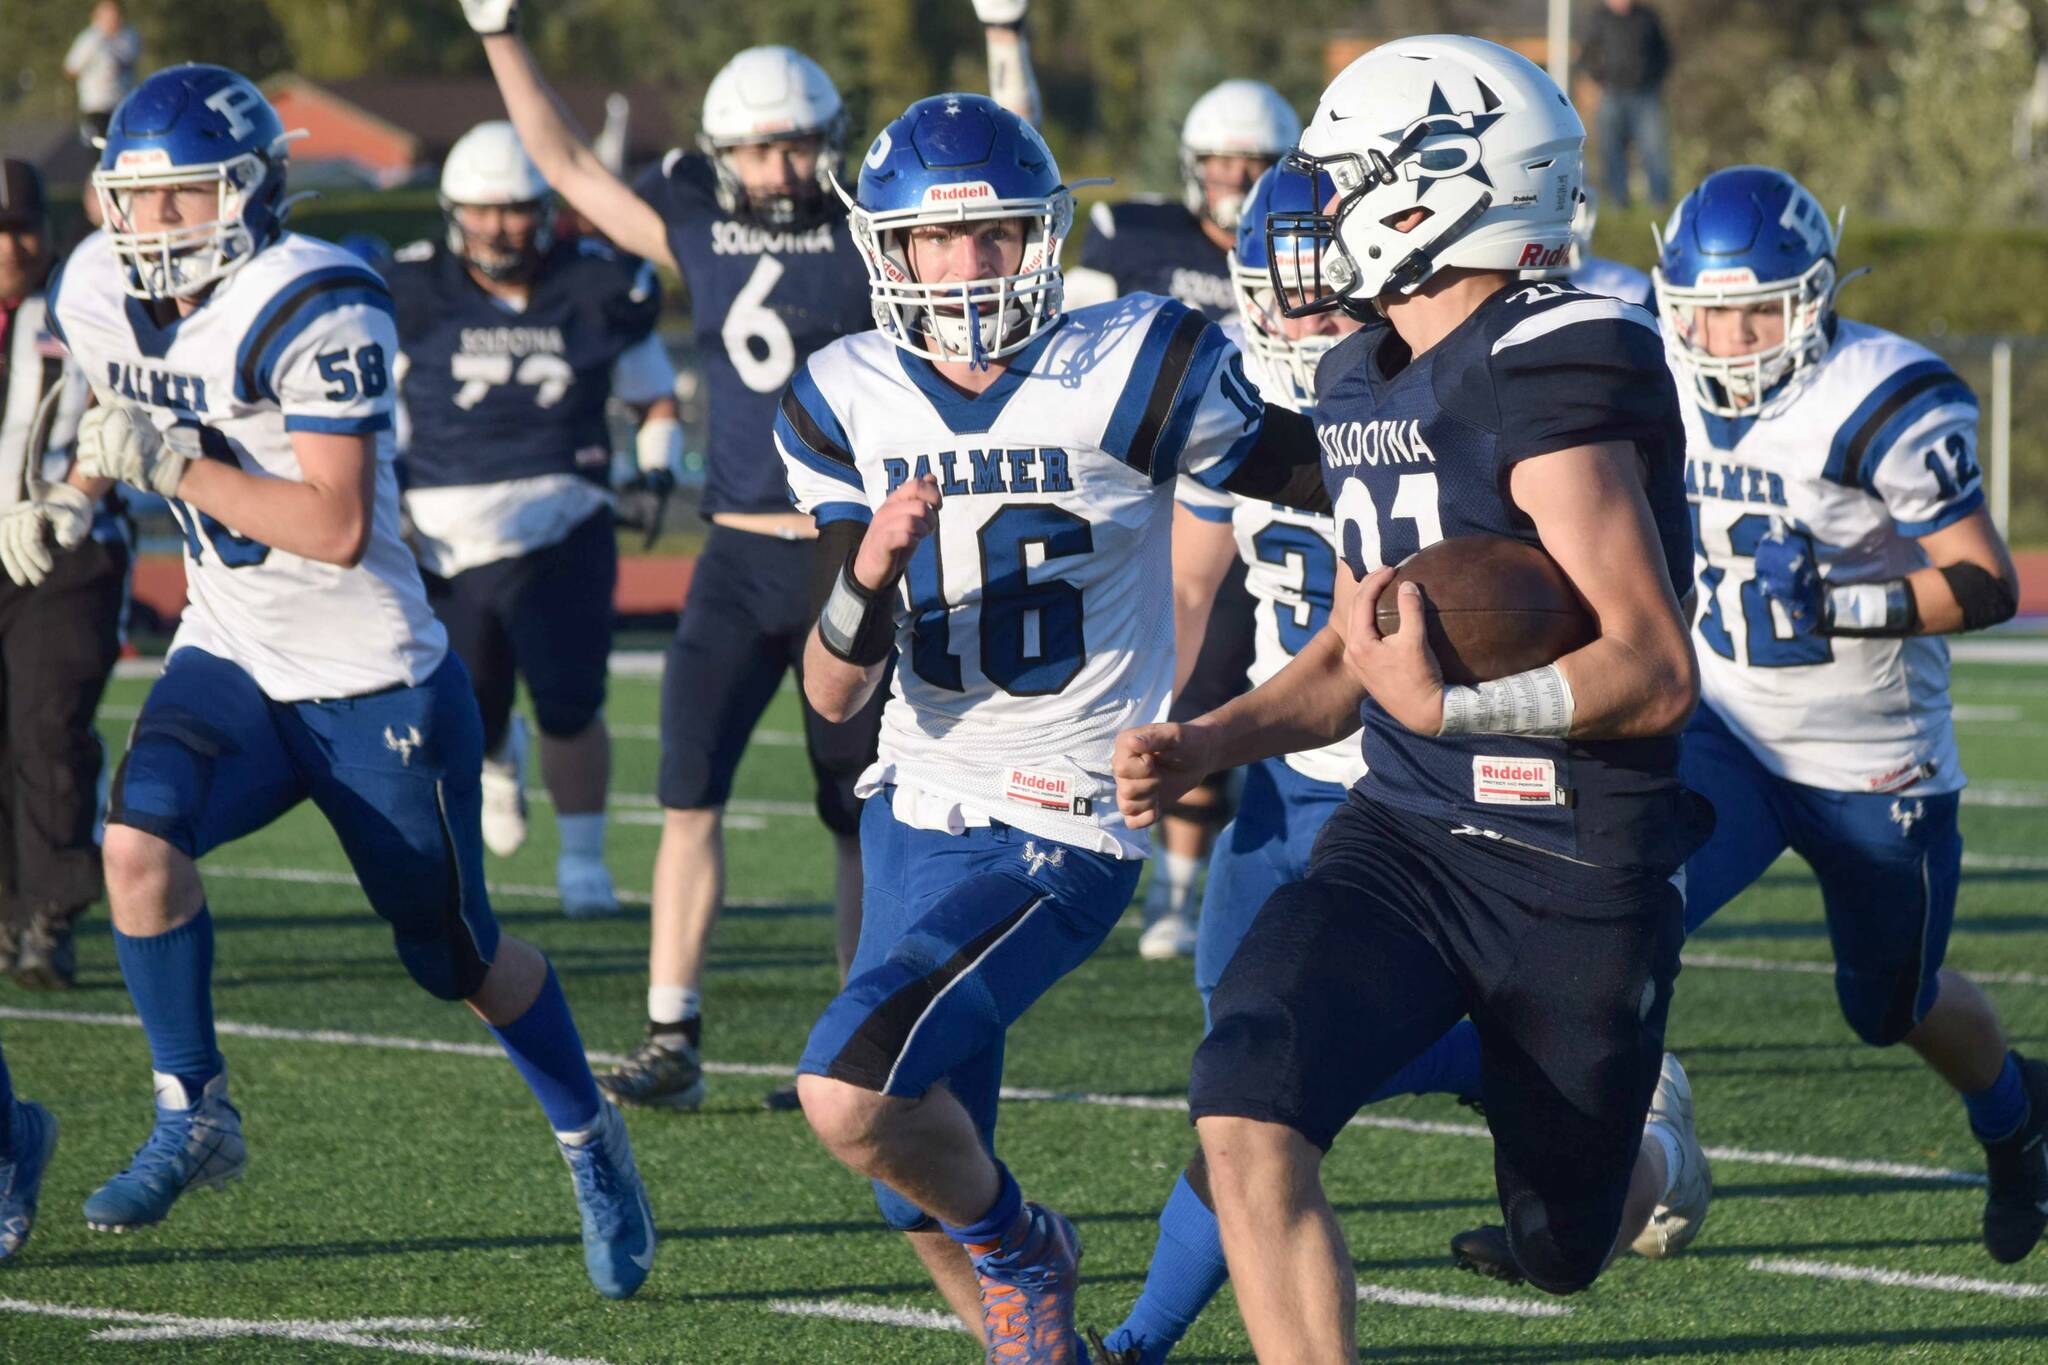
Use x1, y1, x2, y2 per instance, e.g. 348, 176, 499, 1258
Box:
923, 181, 996, 205
1472, 756, 1559, 805
1005, 767, 1091, 816
1516, 242, 1570, 269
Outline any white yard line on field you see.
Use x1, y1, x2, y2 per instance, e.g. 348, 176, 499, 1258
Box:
0, 1298, 614, 1364
768, 1300, 970, 1333
1682, 952, 2048, 990
0, 1006, 1987, 1186
1354, 1284, 1572, 1317
1746, 1258, 2048, 1299
1951, 639, 2048, 665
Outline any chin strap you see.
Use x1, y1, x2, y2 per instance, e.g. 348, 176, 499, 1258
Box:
964, 289, 989, 371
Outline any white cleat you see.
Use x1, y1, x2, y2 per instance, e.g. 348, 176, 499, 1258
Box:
1138, 910, 1198, 961
480, 717, 530, 858
558, 854, 621, 920
1633, 1052, 1712, 1259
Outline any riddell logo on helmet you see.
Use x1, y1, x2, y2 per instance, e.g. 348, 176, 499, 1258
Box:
1517, 242, 1570, 269
1695, 268, 1760, 287
923, 181, 997, 205
115, 149, 174, 171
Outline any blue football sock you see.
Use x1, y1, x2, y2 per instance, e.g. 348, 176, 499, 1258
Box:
1964, 1051, 2029, 1141
941, 1160, 1024, 1250
113, 908, 224, 1094
1107, 1171, 1230, 1361
1366, 1019, 1483, 1103
486, 964, 602, 1134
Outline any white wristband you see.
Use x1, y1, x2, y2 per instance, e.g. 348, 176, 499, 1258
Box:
1439, 663, 1576, 738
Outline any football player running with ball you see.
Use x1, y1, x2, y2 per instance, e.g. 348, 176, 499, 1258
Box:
776, 91, 1338, 1362
19, 65, 653, 1296
1654, 166, 2041, 1263
1114, 37, 1713, 1356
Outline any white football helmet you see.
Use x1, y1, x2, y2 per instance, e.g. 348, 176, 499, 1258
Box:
440, 121, 553, 279
1569, 185, 1597, 270
1180, 80, 1300, 230
1277, 35, 1583, 312
699, 45, 847, 225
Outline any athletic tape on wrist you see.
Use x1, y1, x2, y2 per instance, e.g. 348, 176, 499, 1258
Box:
1438, 663, 1576, 738
1822, 579, 1917, 636
817, 554, 895, 666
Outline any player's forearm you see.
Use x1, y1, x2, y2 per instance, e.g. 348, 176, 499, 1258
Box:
803, 629, 886, 723
174, 459, 371, 567
1553, 625, 1697, 740
984, 24, 1042, 126
1196, 625, 1363, 769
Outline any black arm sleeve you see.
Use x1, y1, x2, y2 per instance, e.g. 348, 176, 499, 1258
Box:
810, 519, 867, 620
1938, 561, 2019, 632
1218, 404, 1329, 514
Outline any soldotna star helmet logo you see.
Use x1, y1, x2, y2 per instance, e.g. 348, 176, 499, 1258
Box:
1382, 81, 1509, 194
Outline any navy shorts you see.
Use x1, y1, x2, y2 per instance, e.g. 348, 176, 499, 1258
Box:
108, 648, 499, 1001
1193, 791, 1680, 1287
1681, 703, 1962, 1045
658, 524, 884, 834
423, 508, 616, 750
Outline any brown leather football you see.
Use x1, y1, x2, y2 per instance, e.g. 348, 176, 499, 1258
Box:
1372, 535, 1596, 685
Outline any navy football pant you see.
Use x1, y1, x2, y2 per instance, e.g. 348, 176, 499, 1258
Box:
1193, 791, 1680, 1295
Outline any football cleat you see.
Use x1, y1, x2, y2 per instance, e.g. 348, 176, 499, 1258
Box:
969, 1201, 1086, 1364
1632, 1053, 1711, 1259
84, 1070, 246, 1232
596, 1025, 706, 1112
1084, 1326, 1145, 1364
12, 910, 78, 990
0, 1100, 59, 1259
1981, 1053, 2048, 1264
1137, 910, 1197, 962
1450, 1224, 1523, 1284
763, 1080, 803, 1112
557, 854, 621, 920
556, 1099, 656, 1299
479, 716, 529, 858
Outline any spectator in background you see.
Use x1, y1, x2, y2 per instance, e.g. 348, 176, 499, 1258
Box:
0, 158, 127, 990
63, 2, 141, 145
1582, 0, 1672, 208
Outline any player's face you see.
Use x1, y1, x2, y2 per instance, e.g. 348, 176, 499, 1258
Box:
453, 201, 546, 274
1199, 154, 1275, 216
904, 218, 1027, 288
1692, 302, 1786, 359
726, 136, 824, 202
118, 181, 222, 236
0, 225, 48, 301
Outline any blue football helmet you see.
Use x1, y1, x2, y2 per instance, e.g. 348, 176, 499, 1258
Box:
1231, 165, 1340, 407
93, 64, 297, 301
846, 93, 1071, 369
1654, 165, 1841, 417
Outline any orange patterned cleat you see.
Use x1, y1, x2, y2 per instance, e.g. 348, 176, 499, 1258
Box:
967, 1202, 1088, 1364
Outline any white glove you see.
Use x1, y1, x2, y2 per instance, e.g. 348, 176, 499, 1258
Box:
459, 0, 520, 35
973, 0, 1028, 25
76, 404, 193, 500
0, 482, 93, 588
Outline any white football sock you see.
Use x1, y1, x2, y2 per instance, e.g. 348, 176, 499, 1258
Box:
557, 812, 606, 862
648, 986, 700, 1027
1145, 849, 1202, 920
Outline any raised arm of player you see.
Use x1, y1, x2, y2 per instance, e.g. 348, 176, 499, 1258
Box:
469, 20, 676, 272
975, 0, 1043, 126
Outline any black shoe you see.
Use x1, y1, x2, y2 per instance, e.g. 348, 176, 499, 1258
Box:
763, 1080, 803, 1112
11, 914, 75, 991
1085, 1327, 1141, 1364
1982, 1055, 2048, 1264
1450, 1224, 1523, 1284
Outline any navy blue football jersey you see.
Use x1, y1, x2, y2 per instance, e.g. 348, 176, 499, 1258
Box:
1315, 282, 1698, 872
636, 150, 873, 517
386, 236, 660, 490
1079, 200, 1234, 320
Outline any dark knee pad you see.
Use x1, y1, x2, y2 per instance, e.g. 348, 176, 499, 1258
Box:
1835, 964, 1925, 1048
395, 930, 490, 1002
531, 695, 602, 742
872, 1178, 935, 1232
1504, 1192, 1609, 1297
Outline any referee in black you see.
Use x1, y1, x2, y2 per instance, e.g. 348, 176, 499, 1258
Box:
0, 158, 126, 989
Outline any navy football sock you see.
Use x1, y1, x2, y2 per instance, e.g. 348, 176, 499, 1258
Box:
1365, 1018, 1483, 1103
1965, 1051, 2029, 1141
1108, 1171, 1230, 1361
113, 908, 224, 1095
941, 1160, 1024, 1251
488, 964, 603, 1134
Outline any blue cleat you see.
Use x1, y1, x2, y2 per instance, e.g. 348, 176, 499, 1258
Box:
0, 1100, 60, 1259
556, 1099, 656, 1299
84, 1071, 246, 1232
969, 1202, 1088, 1364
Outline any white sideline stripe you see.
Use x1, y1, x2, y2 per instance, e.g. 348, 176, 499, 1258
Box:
195, 862, 791, 913
1355, 1283, 1572, 1317
1747, 1257, 2048, 1299
1952, 639, 2048, 664
768, 1300, 969, 1333
0, 1005, 1991, 1185
0, 1298, 614, 1364
1952, 704, 2023, 722
112, 651, 676, 683
1684, 951, 2048, 990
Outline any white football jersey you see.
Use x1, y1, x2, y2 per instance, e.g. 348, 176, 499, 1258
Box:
1681, 318, 1980, 795
778, 294, 1267, 856
1177, 327, 1366, 787
1571, 256, 1653, 306
51, 231, 444, 700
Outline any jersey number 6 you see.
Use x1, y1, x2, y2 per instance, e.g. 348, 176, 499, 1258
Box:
905, 504, 1093, 697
